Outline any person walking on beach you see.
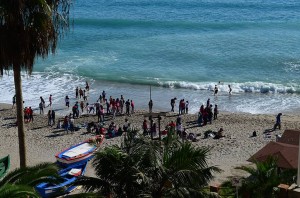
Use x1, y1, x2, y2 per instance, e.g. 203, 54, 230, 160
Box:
148, 99, 153, 113
51, 110, 55, 126
170, 97, 176, 112
228, 85, 232, 95
273, 113, 282, 131
12, 95, 16, 109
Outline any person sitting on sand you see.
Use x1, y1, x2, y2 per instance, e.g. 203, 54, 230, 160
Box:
108, 122, 117, 137
214, 128, 225, 139
123, 118, 130, 132
176, 123, 183, 136
187, 133, 198, 142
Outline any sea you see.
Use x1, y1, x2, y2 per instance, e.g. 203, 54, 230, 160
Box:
1, 0, 300, 115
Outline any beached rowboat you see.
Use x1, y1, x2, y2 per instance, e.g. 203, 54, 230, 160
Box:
35, 162, 87, 198
55, 135, 104, 166
0, 155, 10, 179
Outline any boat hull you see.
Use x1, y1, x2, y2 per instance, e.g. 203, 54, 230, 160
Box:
55, 135, 104, 167
36, 162, 87, 198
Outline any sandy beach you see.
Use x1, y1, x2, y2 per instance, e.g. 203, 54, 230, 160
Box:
1, 102, 300, 186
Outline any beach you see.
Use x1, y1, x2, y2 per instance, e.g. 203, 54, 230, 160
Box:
1, 102, 299, 186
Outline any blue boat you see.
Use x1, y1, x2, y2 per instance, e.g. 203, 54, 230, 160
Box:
35, 162, 87, 198
55, 135, 104, 167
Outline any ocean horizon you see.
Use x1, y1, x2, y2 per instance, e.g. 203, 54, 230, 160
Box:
1, 0, 300, 115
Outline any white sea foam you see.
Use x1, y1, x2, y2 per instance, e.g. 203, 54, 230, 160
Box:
2, 72, 300, 116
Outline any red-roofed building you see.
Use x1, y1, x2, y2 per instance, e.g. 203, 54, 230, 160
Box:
248, 129, 300, 169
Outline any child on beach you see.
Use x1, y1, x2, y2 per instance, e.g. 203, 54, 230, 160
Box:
48, 94, 52, 107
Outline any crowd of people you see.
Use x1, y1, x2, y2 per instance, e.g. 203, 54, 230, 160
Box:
13, 81, 284, 140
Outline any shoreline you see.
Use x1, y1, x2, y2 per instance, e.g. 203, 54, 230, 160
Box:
1, 102, 300, 185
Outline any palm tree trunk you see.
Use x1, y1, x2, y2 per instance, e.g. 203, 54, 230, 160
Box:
13, 66, 27, 168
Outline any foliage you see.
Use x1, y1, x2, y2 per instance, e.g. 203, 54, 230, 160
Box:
74, 129, 221, 198
0, 0, 72, 71
0, 0, 72, 168
234, 156, 296, 198
0, 162, 60, 198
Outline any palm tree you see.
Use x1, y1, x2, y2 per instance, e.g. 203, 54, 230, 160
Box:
0, 162, 60, 197
74, 130, 221, 197
0, 0, 72, 167
235, 156, 296, 198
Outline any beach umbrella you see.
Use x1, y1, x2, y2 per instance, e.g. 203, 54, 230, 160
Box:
0, 0, 72, 167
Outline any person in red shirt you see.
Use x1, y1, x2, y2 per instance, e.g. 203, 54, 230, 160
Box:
28, 107, 33, 122
142, 119, 148, 135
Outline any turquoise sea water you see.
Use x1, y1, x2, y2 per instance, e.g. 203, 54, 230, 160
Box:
2, 0, 300, 114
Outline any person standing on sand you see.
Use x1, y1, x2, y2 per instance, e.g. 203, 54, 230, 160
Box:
28, 107, 33, 122
47, 110, 52, 126
39, 101, 44, 114
273, 113, 282, 130
48, 94, 52, 107
213, 104, 218, 120
51, 110, 55, 126
148, 99, 153, 113
170, 97, 176, 112
185, 101, 189, 114
125, 99, 130, 116
228, 85, 232, 95
80, 101, 84, 113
